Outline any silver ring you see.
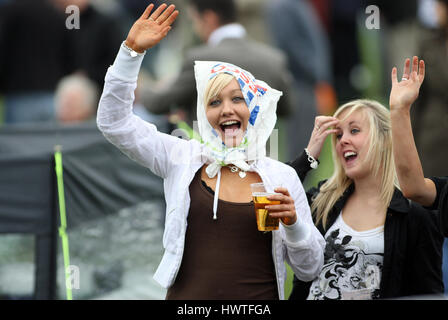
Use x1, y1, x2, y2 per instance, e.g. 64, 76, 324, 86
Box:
401, 77, 408, 81
315, 125, 320, 131
148, 17, 155, 21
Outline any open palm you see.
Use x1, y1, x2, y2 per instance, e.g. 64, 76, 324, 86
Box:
125, 3, 179, 53
390, 56, 425, 110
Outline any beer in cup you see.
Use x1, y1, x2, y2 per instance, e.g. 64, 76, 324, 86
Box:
250, 182, 281, 231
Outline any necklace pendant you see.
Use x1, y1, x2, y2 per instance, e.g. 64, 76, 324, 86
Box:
239, 171, 246, 178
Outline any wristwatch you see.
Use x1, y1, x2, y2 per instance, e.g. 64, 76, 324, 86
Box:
122, 41, 145, 58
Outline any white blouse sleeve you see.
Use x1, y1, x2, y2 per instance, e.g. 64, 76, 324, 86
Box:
96, 43, 190, 179
281, 170, 325, 282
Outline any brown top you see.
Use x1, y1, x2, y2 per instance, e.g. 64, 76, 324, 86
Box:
166, 169, 278, 300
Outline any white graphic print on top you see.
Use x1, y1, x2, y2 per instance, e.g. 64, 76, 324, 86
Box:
307, 213, 384, 300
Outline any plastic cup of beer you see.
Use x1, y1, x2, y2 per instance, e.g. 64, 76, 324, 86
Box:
250, 182, 281, 231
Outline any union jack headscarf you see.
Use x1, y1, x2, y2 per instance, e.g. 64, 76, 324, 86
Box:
194, 61, 282, 219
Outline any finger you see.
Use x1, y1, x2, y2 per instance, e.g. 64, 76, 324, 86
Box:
315, 115, 337, 125
153, 26, 172, 41
267, 193, 292, 204
315, 116, 338, 127
268, 211, 297, 223
161, 9, 179, 27
149, 3, 168, 21
326, 129, 340, 137
316, 129, 338, 145
419, 60, 425, 83
312, 118, 340, 138
140, 3, 154, 19
162, 26, 172, 36
402, 58, 410, 79
412, 56, 418, 74
319, 119, 339, 132
273, 187, 290, 197
265, 204, 292, 212
410, 70, 418, 82
391, 67, 398, 85
156, 4, 176, 24
314, 116, 338, 133
266, 193, 287, 203
268, 211, 293, 218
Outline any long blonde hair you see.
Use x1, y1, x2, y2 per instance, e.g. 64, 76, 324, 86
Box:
311, 99, 399, 229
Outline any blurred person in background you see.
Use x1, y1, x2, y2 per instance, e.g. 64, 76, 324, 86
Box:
54, 73, 98, 124
402, 5, 448, 292
52, 0, 123, 91
139, 0, 294, 131
265, 0, 337, 161
237, 0, 271, 45
372, 0, 420, 81
0, 0, 74, 124
409, 0, 448, 178
327, 0, 365, 103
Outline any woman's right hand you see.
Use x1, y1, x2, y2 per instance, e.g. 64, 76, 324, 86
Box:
125, 3, 179, 53
306, 116, 339, 159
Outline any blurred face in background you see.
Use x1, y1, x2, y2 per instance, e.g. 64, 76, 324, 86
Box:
56, 86, 93, 124
435, 0, 448, 29
187, 5, 219, 42
55, 74, 97, 124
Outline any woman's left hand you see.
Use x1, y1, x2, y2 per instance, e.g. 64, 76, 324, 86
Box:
266, 188, 297, 226
390, 56, 425, 111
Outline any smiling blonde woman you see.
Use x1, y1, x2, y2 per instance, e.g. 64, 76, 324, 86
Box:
288, 94, 444, 300
96, 3, 324, 300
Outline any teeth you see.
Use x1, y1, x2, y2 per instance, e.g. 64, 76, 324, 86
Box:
221, 120, 239, 126
344, 151, 357, 158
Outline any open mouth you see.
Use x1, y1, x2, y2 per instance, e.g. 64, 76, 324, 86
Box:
343, 151, 358, 164
220, 120, 241, 137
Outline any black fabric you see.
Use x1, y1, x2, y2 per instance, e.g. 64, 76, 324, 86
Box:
288, 151, 445, 300
0, 156, 54, 234
0, 122, 164, 299
428, 176, 448, 237
67, 4, 123, 90
0, 0, 74, 93
0, 122, 164, 229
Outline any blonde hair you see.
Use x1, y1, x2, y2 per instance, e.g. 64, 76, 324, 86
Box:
311, 99, 399, 229
203, 73, 235, 107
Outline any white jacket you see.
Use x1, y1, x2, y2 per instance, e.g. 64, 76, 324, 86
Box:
97, 44, 325, 299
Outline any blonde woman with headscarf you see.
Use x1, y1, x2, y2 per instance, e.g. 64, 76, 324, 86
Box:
96, 3, 324, 300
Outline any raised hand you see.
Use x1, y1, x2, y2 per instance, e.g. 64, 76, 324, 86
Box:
306, 116, 339, 159
125, 3, 179, 53
390, 56, 425, 111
